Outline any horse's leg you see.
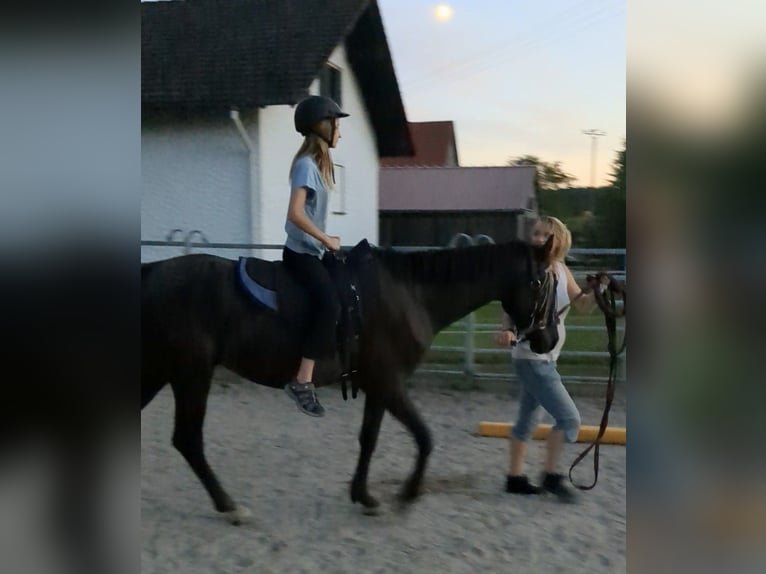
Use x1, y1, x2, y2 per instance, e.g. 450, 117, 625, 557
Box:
141, 373, 166, 410
350, 393, 385, 511
386, 391, 433, 503
170, 375, 250, 525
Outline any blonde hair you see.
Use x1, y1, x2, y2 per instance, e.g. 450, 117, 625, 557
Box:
537, 215, 572, 262
289, 121, 335, 189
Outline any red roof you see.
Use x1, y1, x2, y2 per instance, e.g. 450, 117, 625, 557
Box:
380, 121, 458, 167
379, 166, 537, 211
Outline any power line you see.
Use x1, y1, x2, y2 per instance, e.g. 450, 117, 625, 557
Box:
456, 5, 621, 90
404, 0, 623, 93
404, 0, 597, 89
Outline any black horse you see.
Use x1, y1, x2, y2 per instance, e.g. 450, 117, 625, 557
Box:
141, 239, 556, 523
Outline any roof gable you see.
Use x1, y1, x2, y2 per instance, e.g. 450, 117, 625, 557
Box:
142, 0, 413, 156
142, 0, 368, 108
381, 121, 458, 167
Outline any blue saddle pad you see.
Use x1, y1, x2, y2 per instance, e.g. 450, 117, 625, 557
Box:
236, 257, 278, 311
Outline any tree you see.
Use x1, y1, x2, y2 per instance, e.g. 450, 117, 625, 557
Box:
608, 144, 626, 194
593, 142, 626, 248
507, 155, 575, 191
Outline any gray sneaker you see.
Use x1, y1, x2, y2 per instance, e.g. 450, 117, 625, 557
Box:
284, 381, 325, 417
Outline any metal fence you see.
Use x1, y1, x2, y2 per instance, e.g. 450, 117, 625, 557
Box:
141, 230, 625, 387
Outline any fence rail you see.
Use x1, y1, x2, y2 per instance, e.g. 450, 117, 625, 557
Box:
142, 234, 625, 386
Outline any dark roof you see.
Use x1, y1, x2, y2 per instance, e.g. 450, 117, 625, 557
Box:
381, 121, 459, 167
142, 0, 413, 156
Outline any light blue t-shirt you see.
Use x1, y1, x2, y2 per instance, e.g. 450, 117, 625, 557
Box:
284, 155, 329, 258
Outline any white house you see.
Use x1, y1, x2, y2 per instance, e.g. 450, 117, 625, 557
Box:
141, 0, 412, 261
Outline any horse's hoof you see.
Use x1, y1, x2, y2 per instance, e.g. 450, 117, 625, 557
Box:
397, 485, 421, 504
351, 485, 378, 505
222, 505, 252, 525
361, 504, 383, 516
351, 490, 381, 515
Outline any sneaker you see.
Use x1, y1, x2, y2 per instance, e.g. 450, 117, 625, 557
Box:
505, 475, 542, 495
542, 472, 577, 503
284, 381, 325, 417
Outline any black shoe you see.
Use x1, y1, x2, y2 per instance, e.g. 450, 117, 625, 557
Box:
284, 381, 325, 417
542, 473, 577, 503
505, 475, 543, 495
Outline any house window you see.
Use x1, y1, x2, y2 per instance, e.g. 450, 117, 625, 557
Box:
330, 163, 346, 215
319, 64, 342, 106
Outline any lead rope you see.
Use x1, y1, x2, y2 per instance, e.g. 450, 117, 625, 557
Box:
568, 273, 626, 490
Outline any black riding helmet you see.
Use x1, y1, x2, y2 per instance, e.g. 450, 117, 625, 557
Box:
294, 95, 349, 136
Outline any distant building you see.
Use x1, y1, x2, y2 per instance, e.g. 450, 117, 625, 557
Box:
381, 121, 459, 167
379, 165, 537, 246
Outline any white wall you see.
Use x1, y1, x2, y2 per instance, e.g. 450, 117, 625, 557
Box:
141, 116, 254, 262
257, 44, 380, 260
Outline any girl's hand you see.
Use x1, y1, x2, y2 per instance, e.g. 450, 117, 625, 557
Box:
324, 236, 341, 251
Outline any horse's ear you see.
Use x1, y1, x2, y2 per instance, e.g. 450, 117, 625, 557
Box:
534, 236, 554, 265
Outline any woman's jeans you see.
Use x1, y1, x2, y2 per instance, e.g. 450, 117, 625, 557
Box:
511, 359, 581, 443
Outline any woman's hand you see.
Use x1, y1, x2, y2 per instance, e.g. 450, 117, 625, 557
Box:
495, 330, 516, 347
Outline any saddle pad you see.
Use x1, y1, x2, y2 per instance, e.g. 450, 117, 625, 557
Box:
236, 257, 277, 311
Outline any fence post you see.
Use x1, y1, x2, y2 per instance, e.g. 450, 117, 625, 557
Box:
463, 312, 475, 376
617, 351, 626, 384
461, 234, 496, 378
447, 233, 477, 376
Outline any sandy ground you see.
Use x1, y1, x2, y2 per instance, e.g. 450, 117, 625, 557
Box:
142, 380, 626, 574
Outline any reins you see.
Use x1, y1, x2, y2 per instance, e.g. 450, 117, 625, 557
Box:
568, 272, 626, 490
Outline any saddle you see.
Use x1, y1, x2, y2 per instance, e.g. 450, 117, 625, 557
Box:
235, 239, 374, 399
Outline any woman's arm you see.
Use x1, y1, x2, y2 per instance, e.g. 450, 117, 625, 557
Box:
287, 187, 337, 249
562, 264, 597, 314
495, 311, 517, 346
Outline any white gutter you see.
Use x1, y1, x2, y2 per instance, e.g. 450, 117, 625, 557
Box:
230, 109, 262, 254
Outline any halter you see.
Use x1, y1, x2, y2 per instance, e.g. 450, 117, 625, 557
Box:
508, 245, 558, 344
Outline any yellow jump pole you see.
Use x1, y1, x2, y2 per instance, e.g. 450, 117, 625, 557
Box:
478, 422, 626, 445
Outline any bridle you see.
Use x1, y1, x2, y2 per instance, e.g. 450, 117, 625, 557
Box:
510, 248, 558, 343
514, 268, 557, 341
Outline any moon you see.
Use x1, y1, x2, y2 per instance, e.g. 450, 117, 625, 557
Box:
434, 4, 454, 22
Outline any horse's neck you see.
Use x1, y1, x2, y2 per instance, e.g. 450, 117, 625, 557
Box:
420, 278, 501, 334
376, 243, 524, 336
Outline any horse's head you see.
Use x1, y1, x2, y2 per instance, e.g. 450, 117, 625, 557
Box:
501, 237, 559, 354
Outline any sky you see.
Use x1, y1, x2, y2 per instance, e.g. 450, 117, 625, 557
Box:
628, 0, 766, 128
377, 0, 626, 187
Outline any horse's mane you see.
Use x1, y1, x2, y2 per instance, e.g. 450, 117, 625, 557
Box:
373, 241, 531, 284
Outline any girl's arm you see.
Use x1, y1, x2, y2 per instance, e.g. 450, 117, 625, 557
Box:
287, 187, 333, 248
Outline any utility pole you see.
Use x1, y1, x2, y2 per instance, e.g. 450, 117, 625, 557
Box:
582, 129, 606, 187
